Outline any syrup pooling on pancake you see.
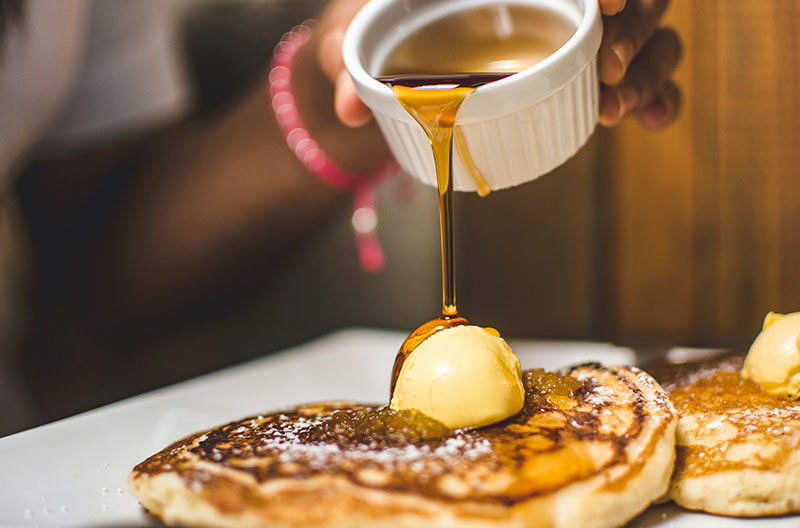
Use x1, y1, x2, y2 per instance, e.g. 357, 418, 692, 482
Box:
669, 364, 800, 477
303, 407, 450, 447
134, 365, 667, 504
648, 353, 800, 516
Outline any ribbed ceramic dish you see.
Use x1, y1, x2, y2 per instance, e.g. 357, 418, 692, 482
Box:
343, 0, 602, 192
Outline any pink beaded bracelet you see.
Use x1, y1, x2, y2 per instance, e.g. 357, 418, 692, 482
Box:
268, 22, 399, 273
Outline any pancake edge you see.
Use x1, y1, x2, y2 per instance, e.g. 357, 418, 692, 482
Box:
128, 366, 677, 528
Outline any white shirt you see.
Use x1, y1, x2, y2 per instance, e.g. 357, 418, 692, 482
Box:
0, 0, 189, 184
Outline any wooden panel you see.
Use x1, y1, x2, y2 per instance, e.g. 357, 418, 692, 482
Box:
457, 139, 600, 340
606, 0, 800, 348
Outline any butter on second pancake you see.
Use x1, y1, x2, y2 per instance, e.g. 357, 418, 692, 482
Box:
651, 354, 800, 517
742, 311, 800, 399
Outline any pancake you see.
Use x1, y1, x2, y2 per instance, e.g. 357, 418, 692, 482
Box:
650, 355, 800, 516
129, 365, 676, 528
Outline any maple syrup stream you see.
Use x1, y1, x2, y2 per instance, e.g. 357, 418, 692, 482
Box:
378, 73, 513, 396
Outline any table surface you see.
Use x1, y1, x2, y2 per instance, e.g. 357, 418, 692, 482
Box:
0, 328, 795, 528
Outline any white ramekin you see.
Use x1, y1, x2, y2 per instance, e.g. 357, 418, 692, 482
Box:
343, 0, 602, 192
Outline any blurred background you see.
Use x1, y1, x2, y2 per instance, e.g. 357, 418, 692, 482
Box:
1, 0, 799, 437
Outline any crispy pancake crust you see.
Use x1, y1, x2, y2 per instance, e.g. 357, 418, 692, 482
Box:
129, 365, 676, 528
651, 355, 800, 516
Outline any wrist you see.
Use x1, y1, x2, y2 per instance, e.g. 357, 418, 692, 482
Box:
284, 25, 391, 178
268, 23, 399, 272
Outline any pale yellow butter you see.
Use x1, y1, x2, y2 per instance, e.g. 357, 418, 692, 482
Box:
742, 311, 800, 399
390, 325, 525, 429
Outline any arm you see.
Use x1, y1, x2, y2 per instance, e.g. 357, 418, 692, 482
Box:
67, 6, 388, 325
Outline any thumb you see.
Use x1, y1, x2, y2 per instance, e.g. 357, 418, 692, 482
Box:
316, 24, 373, 128
334, 70, 373, 127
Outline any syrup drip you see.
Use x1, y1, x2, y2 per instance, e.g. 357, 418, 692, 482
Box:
378, 73, 513, 396
377, 3, 576, 399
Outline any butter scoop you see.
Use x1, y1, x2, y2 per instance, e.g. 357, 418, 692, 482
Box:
390, 325, 525, 429
742, 311, 800, 399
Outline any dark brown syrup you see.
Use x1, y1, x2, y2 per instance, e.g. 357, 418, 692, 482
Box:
378, 73, 512, 396
376, 4, 577, 399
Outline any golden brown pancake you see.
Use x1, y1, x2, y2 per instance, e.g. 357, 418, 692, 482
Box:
650, 355, 800, 516
129, 365, 676, 528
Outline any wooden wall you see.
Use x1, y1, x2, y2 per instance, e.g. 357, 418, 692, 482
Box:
458, 0, 800, 349
605, 0, 800, 348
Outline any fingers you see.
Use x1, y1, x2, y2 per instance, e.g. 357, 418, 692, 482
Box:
599, 0, 670, 86
599, 26, 682, 128
334, 71, 373, 127
314, 0, 374, 127
637, 79, 681, 130
621, 26, 681, 106
599, 84, 633, 127
599, 0, 627, 16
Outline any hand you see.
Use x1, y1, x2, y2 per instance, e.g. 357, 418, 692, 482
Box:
292, 0, 389, 171
597, 0, 682, 130
320, 0, 682, 131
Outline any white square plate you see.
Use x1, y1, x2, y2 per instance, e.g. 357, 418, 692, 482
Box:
0, 329, 795, 527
